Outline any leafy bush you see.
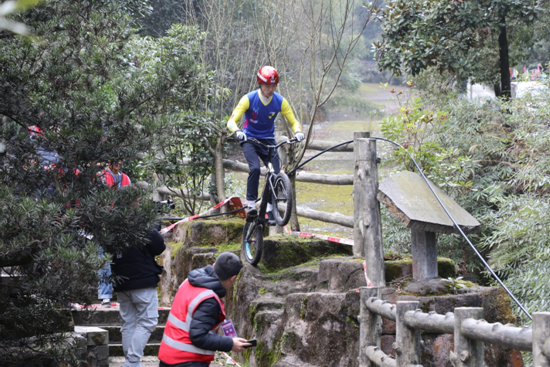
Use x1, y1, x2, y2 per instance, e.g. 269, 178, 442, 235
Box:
380, 79, 550, 322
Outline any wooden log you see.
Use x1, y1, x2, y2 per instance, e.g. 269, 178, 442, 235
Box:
533, 312, 550, 366
396, 301, 421, 367
404, 310, 455, 334
294, 171, 353, 185
293, 205, 353, 228
460, 319, 532, 351
365, 297, 397, 321
365, 346, 397, 367
223, 159, 353, 185
155, 186, 211, 201
306, 140, 354, 152
450, 308, 484, 367
411, 229, 438, 280
360, 287, 382, 367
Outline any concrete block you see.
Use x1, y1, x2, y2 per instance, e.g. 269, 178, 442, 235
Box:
75, 326, 109, 345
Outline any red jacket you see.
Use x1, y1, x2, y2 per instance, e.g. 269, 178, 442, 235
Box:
100, 168, 131, 188
158, 279, 226, 364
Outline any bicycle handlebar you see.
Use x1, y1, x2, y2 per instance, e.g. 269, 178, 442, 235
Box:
249, 138, 298, 149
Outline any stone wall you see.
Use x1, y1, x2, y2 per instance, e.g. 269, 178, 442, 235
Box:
160, 218, 523, 367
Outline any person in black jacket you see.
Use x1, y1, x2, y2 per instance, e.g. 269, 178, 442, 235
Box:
111, 229, 166, 367
158, 252, 250, 366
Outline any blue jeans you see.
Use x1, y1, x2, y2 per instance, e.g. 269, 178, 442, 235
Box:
98, 246, 113, 300
241, 138, 280, 203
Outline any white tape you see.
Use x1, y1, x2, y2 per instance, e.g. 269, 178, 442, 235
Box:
222, 351, 242, 366
286, 229, 354, 246
160, 197, 246, 234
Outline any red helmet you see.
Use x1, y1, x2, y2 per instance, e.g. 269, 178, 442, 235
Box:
257, 66, 279, 85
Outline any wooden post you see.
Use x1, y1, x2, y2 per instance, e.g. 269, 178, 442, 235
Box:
365, 138, 384, 286
395, 301, 421, 367
533, 312, 550, 367
269, 225, 284, 236
354, 132, 370, 257
411, 229, 438, 280
359, 286, 382, 367
450, 307, 484, 367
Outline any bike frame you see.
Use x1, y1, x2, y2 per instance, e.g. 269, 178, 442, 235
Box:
249, 138, 296, 224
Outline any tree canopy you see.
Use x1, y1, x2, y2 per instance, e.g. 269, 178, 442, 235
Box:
0, 0, 212, 364
373, 0, 539, 96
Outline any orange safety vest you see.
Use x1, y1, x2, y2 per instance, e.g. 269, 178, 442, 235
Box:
158, 279, 226, 365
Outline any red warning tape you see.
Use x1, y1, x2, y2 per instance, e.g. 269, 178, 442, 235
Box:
160, 196, 246, 234
221, 351, 242, 366
285, 228, 354, 246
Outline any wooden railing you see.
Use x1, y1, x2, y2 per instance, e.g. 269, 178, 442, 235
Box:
359, 287, 550, 367
155, 137, 357, 228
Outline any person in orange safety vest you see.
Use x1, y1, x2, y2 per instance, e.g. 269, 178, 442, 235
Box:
158, 252, 250, 367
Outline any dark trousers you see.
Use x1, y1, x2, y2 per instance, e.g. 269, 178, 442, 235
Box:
159, 360, 208, 367
241, 138, 280, 203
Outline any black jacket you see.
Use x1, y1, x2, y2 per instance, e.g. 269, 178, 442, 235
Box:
187, 266, 233, 352
111, 230, 166, 292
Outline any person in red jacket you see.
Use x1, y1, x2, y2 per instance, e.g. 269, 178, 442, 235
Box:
158, 252, 250, 367
97, 159, 132, 307
100, 159, 131, 189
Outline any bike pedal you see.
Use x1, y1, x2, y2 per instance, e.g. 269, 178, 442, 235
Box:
266, 212, 276, 226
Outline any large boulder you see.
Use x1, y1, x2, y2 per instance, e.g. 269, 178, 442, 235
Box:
226, 258, 522, 367
158, 219, 522, 367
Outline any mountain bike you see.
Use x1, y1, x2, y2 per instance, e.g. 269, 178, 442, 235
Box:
242, 138, 298, 265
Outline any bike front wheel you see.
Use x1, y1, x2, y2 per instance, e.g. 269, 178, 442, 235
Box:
242, 221, 264, 265
271, 172, 293, 226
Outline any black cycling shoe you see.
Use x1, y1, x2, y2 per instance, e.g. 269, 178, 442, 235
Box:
246, 208, 258, 222
266, 211, 276, 226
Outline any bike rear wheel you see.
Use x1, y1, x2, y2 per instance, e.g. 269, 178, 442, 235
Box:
241, 221, 264, 265
271, 172, 293, 226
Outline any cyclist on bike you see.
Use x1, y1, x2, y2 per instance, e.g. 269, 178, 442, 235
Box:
227, 66, 305, 222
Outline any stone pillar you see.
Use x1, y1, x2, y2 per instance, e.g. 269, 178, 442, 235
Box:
75, 326, 110, 367
411, 229, 438, 280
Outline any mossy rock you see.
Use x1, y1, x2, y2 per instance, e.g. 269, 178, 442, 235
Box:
259, 235, 353, 272
173, 217, 244, 248
385, 257, 456, 282
437, 257, 456, 278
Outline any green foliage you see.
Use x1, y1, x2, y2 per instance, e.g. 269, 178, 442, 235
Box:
444, 276, 467, 294
380, 87, 448, 172
0, 0, 212, 364
381, 78, 550, 322
373, 0, 539, 90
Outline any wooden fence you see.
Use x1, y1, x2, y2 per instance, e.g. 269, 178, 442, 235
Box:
155, 135, 358, 229
359, 287, 549, 367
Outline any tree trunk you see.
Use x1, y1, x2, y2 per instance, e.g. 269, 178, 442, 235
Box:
493, 83, 502, 97
289, 173, 300, 231
214, 132, 227, 212
498, 13, 511, 99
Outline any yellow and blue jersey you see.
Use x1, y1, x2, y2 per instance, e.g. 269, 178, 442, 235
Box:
227, 90, 301, 139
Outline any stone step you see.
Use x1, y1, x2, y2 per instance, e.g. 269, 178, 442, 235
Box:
102, 325, 165, 343
109, 343, 161, 357
109, 356, 227, 367
72, 306, 170, 326
251, 297, 285, 312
